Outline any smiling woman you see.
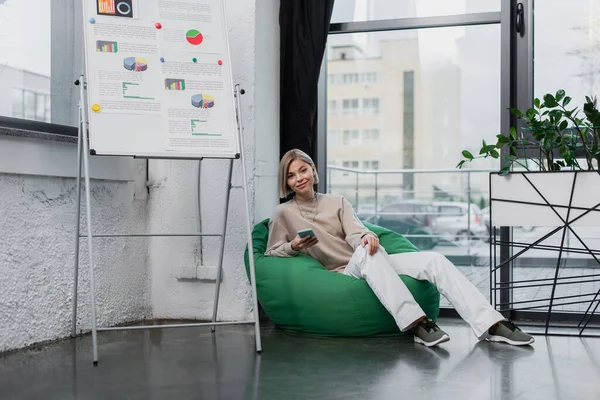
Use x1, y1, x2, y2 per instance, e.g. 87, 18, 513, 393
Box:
264, 148, 535, 348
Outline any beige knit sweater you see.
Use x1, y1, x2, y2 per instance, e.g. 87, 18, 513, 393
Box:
265, 193, 376, 272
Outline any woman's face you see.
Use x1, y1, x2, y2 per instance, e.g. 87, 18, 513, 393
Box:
287, 159, 315, 197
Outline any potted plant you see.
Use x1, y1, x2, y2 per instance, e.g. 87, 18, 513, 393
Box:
458, 90, 600, 175
455, 89, 600, 229
457, 91, 600, 335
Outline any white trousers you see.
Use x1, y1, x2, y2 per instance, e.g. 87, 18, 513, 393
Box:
344, 245, 504, 339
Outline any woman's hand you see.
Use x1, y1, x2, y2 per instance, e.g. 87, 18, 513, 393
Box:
361, 234, 379, 255
291, 234, 319, 252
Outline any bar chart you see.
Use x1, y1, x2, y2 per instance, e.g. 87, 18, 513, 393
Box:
165, 79, 186, 91
96, 41, 118, 53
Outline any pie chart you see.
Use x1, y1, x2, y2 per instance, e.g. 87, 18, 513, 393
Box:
191, 94, 215, 108
186, 29, 203, 45
123, 57, 148, 71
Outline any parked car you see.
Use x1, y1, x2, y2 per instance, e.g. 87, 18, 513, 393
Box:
356, 203, 380, 220
362, 201, 438, 250
480, 206, 491, 230
430, 202, 488, 242
480, 206, 534, 233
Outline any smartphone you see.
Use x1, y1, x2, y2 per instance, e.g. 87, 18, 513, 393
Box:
297, 228, 317, 239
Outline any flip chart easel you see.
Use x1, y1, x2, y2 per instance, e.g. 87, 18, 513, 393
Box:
71, 0, 261, 364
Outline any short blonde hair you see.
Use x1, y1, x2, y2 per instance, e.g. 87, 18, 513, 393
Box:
278, 149, 320, 198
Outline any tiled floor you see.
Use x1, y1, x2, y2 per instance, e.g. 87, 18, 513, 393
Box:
1, 319, 600, 399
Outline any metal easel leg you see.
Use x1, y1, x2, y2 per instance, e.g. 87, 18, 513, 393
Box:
211, 158, 234, 331
77, 75, 99, 364
234, 84, 262, 352
71, 100, 84, 338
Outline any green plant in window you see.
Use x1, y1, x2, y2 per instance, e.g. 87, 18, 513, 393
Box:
457, 90, 600, 176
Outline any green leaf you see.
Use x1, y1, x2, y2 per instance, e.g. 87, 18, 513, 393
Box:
533, 131, 545, 141
479, 144, 496, 155
563, 96, 572, 107
544, 94, 558, 108
462, 150, 474, 160
559, 120, 568, 131
496, 135, 511, 147
499, 165, 511, 176
456, 160, 466, 169
510, 126, 517, 140
490, 149, 500, 158
569, 107, 580, 118
556, 89, 566, 102
526, 108, 537, 119
534, 98, 541, 108
509, 108, 523, 118
549, 109, 563, 121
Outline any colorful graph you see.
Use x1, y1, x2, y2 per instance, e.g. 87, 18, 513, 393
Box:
191, 94, 215, 109
186, 29, 203, 45
191, 120, 221, 136
123, 82, 154, 100
97, 0, 134, 17
123, 57, 148, 72
96, 40, 118, 53
122, 82, 154, 100
97, 0, 115, 14
165, 79, 186, 91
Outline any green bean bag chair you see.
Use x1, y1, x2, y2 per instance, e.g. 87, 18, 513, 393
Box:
243, 219, 440, 336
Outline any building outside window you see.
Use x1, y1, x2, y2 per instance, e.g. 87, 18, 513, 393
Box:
343, 73, 359, 84
329, 72, 379, 85
361, 98, 380, 114
11, 88, 50, 122
0, 0, 82, 130
328, 100, 338, 115
361, 72, 378, 84
342, 129, 360, 146
342, 98, 360, 115
362, 160, 380, 170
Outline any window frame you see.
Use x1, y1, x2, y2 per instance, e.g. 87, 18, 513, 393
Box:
0, 116, 77, 137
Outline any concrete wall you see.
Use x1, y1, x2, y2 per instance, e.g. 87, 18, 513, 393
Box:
0, 0, 280, 352
0, 141, 151, 352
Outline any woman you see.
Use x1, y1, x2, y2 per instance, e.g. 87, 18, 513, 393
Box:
265, 149, 534, 348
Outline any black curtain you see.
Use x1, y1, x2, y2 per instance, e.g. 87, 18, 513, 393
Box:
279, 0, 335, 162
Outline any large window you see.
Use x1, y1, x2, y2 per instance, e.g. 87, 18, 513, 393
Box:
323, 1, 502, 305
0, 0, 80, 130
322, 0, 600, 324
